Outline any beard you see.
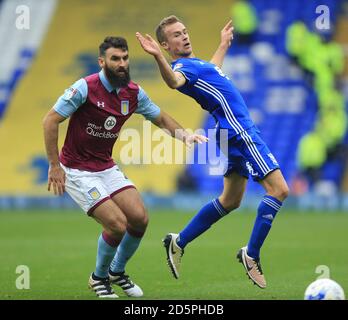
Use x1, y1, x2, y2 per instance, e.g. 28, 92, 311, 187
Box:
104, 64, 131, 88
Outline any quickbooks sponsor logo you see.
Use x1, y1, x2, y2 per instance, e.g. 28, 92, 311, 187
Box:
86, 123, 118, 139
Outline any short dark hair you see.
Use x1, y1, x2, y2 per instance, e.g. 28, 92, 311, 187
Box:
99, 36, 128, 56
156, 15, 183, 43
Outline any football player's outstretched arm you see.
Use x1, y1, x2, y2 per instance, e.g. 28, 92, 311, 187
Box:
151, 111, 208, 147
136, 32, 186, 89
210, 20, 234, 68
42, 109, 66, 196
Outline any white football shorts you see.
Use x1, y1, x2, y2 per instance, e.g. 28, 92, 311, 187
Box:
61, 164, 135, 215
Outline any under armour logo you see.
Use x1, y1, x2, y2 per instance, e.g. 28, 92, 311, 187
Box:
97, 101, 105, 108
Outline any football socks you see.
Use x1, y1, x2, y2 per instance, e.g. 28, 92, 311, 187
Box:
110, 231, 143, 274
247, 195, 282, 259
95, 232, 120, 278
177, 198, 228, 249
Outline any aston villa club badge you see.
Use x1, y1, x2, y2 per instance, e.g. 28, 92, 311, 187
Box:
121, 100, 129, 115
88, 187, 101, 200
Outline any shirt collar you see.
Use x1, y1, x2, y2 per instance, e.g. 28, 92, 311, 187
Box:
99, 70, 120, 94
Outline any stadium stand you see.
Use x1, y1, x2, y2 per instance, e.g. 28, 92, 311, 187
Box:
0, 0, 57, 119
0, 0, 231, 198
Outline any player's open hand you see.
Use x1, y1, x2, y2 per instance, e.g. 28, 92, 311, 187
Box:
48, 164, 66, 196
185, 134, 209, 147
136, 32, 162, 57
221, 20, 234, 48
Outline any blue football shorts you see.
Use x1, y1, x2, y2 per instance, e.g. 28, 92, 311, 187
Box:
216, 126, 280, 181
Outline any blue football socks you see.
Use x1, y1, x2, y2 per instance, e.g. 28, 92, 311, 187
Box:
247, 195, 282, 259
177, 198, 228, 249
110, 231, 142, 274
95, 232, 120, 278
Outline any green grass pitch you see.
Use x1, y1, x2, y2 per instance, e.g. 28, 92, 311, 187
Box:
0, 209, 347, 300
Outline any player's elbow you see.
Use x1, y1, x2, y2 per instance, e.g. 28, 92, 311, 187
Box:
166, 71, 186, 89
167, 77, 184, 89
167, 80, 179, 89
43, 109, 66, 129
42, 113, 50, 129
42, 112, 55, 129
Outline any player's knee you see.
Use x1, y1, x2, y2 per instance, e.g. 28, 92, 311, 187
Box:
131, 209, 149, 232
270, 183, 289, 202
280, 184, 290, 200
108, 217, 127, 238
278, 182, 289, 200
141, 211, 149, 229
219, 197, 241, 212
227, 200, 242, 212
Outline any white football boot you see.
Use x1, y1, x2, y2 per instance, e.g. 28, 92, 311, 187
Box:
109, 271, 143, 297
88, 273, 118, 298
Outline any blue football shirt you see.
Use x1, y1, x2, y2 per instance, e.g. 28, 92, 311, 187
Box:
172, 57, 254, 136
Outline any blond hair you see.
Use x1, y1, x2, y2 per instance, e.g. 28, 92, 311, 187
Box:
156, 15, 183, 43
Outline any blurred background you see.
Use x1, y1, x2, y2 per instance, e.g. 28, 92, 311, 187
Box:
1, 0, 348, 301
0, 0, 348, 212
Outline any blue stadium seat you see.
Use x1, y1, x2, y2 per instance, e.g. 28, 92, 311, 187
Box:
0, 48, 35, 120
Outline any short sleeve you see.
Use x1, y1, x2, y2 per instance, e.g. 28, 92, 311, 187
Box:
135, 86, 161, 121
53, 78, 88, 118
172, 60, 198, 85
